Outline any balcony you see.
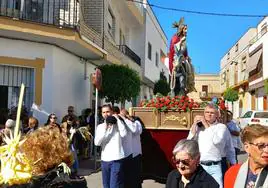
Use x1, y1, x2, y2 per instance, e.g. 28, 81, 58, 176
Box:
199, 91, 222, 100
118, 45, 141, 66
0, 0, 79, 28
249, 71, 262, 83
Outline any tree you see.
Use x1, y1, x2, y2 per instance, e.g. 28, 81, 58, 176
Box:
153, 79, 170, 96
264, 79, 268, 95
153, 70, 170, 96
223, 87, 239, 112
98, 64, 141, 105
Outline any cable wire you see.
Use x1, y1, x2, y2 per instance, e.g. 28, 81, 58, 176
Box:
127, 0, 267, 18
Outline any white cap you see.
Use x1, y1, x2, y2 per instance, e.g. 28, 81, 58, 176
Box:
5, 119, 15, 129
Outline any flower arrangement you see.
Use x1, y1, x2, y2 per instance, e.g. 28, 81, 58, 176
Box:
139, 95, 200, 112
139, 95, 227, 112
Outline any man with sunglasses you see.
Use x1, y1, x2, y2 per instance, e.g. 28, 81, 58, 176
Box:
225, 124, 268, 188
62, 106, 78, 123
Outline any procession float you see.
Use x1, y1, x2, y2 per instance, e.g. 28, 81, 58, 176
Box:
130, 18, 227, 182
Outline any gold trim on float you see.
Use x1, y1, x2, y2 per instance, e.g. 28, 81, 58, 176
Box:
0, 56, 45, 105
163, 115, 188, 127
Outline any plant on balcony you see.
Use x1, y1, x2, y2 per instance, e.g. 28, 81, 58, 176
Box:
264, 79, 268, 95
139, 95, 200, 112
98, 64, 141, 106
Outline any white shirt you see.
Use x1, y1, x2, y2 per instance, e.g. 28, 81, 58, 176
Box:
94, 121, 127, 162
227, 120, 242, 149
132, 120, 143, 157
118, 117, 136, 157
187, 122, 230, 162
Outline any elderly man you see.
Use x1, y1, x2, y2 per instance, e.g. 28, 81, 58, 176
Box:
187, 103, 235, 188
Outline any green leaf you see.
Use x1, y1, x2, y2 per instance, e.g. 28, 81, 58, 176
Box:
223, 87, 239, 102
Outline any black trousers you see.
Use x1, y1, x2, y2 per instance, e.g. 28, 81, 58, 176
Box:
132, 154, 142, 188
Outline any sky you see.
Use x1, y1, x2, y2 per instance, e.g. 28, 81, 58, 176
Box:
148, 0, 268, 74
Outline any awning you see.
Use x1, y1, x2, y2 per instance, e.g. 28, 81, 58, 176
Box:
248, 79, 264, 91
247, 48, 263, 74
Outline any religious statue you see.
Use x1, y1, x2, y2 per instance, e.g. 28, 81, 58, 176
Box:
169, 18, 196, 96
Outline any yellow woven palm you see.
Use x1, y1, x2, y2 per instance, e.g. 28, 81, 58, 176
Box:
0, 84, 32, 186
0, 132, 32, 185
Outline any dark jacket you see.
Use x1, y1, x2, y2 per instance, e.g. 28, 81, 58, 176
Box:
166, 166, 219, 188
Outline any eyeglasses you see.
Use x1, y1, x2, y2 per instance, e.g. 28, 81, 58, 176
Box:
249, 143, 268, 151
172, 157, 191, 166
50, 117, 57, 119
68, 110, 73, 113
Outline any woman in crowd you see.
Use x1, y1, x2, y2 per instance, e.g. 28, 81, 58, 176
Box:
224, 124, 268, 188
166, 139, 219, 188
45, 113, 61, 130
25, 117, 39, 134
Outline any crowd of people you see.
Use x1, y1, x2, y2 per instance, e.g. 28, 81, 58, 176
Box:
0, 102, 267, 188
0, 105, 98, 186
167, 103, 268, 188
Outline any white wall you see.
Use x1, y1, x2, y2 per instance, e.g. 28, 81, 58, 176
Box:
144, 4, 168, 83
0, 38, 96, 124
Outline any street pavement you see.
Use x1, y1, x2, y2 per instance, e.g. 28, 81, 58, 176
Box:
79, 151, 247, 188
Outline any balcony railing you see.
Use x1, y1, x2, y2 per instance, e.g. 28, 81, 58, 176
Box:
0, 0, 79, 28
118, 45, 141, 66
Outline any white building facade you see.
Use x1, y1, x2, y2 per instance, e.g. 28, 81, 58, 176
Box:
220, 16, 268, 118
142, 2, 169, 100
0, 0, 170, 124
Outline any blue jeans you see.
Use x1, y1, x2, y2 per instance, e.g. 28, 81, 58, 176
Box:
201, 163, 223, 188
71, 144, 79, 171
101, 159, 124, 188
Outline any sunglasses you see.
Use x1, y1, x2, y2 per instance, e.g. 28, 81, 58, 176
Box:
50, 117, 57, 119
172, 157, 191, 166
250, 143, 268, 151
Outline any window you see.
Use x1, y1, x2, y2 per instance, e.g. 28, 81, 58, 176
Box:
108, 8, 115, 38
241, 56, 247, 71
254, 112, 268, 118
155, 52, 159, 67
202, 85, 208, 94
227, 52, 230, 60
148, 42, 152, 60
261, 23, 267, 36
235, 43, 239, 52
160, 49, 166, 63
242, 111, 253, 118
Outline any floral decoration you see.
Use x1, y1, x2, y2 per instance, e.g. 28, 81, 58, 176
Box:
139, 95, 200, 112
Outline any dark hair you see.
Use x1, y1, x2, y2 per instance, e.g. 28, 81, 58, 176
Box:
45, 113, 57, 125
84, 108, 92, 115
66, 115, 74, 122
112, 106, 120, 114
106, 116, 117, 125
102, 104, 112, 111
